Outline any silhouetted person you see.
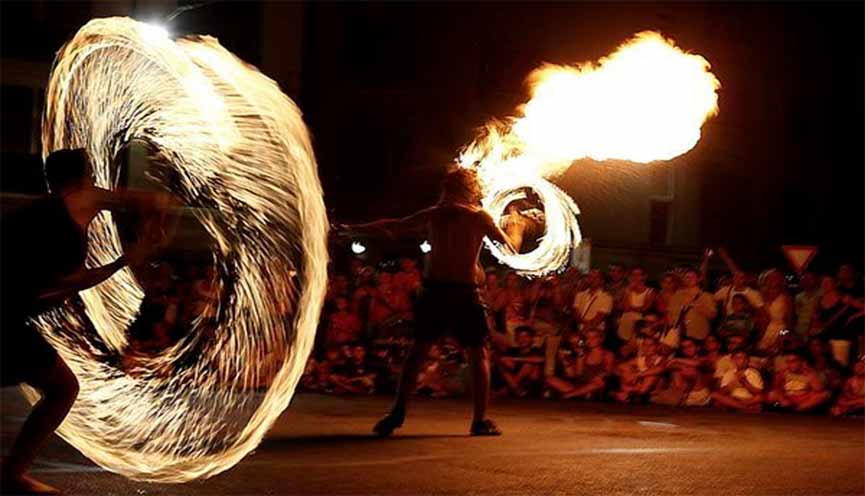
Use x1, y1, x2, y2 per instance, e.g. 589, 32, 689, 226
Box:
1, 149, 170, 494
341, 167, 515, 436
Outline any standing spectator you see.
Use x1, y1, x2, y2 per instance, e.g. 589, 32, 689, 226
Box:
528, 276, 565, 377
767, 351, 831, 412
810, 276, 865, 366
831, 358, 865, 416
393, 258, 422, 296
714, 271, 765, 317
718, 294, 756, 340
756, 270, 792, 353
546, 329, 614, 399
667, 268, 717, 343
711, 350, 765, 412
837, 264, 864, 298
369, 272, 413, 329
606, 263, 628, 305
495, 326, 545, 397
655, 272, 680, 322
573, 270, 613, 333
492, 272, 530, 348
794, 272, 821, 337
327, 296, 364, 347
617, 266, 656, 345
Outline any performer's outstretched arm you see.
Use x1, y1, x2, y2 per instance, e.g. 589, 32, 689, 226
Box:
345, 208, 433, 240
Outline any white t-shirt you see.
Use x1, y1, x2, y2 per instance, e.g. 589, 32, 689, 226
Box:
721, 368, 764, 400
714, 286, 765, 315
573, 289, 613, 330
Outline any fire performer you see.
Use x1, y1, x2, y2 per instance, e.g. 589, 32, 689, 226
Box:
339, 167, 515, 436
1, 149, 173, 494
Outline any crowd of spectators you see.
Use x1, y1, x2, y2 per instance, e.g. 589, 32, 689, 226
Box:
303, 251, 865, 417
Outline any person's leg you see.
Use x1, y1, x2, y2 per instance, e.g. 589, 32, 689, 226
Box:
793, 391, 831, 412
3, 355, 78, 494
392, 340, 432, 416
466, 345, 491, 424
563, 378, 606, 399
545, 376, 576, 395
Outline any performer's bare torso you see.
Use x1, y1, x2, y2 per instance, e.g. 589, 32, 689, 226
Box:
423, 204, 489, 285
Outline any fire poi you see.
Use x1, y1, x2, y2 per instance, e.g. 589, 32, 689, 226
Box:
460, 31, 720, 276
32, 17, 327, 482
27, 20, 718, 482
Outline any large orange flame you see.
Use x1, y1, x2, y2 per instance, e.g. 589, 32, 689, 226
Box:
460, 31, 720, 275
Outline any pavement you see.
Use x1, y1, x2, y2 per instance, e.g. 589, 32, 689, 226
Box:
2, 390, 864, 495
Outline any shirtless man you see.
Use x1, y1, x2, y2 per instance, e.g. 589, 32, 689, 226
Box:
1, 148, 172, 494
340, 167, 515, 436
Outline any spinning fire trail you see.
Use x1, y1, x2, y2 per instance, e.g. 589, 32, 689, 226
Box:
28, 20, 718, 483
33, 18, 327, 482
461, 31, 720, 275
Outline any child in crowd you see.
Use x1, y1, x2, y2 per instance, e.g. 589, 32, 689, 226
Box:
327, 296, 364, 346
767, 351, 831, 412
546, 329, 615, 400
495, 326, 545, 397
613, 337, 666, 403
711, 350, 765, 412
652, 338, 712, 407
831, 358, 865, 416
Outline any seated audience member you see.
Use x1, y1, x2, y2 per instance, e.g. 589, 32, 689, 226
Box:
767, 351, 831, 412
495, 326, 545, 397
718, 294, 756, 340
831, 358, 865, 416
573, 269, 614, 333
713, 334, 751, 382
546, 329, 615, 399
328, 344, 377, 394
326, 296, 364, 346
416, 343, 466, 397
701, 335, 723, 375
711, 350, 765, 412
301, 356, 323, 391
317, 345, 347, 392
652, 338, 711, 407
807, 338, 843, 391
613, 337, 666, 403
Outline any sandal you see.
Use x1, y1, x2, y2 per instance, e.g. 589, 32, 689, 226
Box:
470, 418, 502, 436
372, 411, 405, 437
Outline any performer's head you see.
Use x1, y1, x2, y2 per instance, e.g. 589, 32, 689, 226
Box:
440, 167, 482, 205
45, 148, 93, 194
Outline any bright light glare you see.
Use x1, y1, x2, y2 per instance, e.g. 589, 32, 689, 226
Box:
351, 241, 367, 254
419, 240, 432, 253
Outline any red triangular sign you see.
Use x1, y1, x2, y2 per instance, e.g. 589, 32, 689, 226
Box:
782, 245, 818, 274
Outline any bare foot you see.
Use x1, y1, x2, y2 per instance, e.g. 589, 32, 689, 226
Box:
3, 473, 61, 495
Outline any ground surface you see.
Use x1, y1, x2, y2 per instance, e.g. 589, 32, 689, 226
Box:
2, 391, 863, 495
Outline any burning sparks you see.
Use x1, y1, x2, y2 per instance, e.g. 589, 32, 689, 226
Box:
461, 31, 720, 275
33, 18, 328, 482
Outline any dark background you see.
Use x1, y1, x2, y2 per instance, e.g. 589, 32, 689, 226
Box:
1, 1, 863, 272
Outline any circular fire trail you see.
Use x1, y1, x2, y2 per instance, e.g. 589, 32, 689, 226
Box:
461, 31, 720, 275
30, 18, 328, 482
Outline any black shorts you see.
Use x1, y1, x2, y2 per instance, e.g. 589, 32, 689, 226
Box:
414, 281, 491, 348
1, 315, 58, 386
